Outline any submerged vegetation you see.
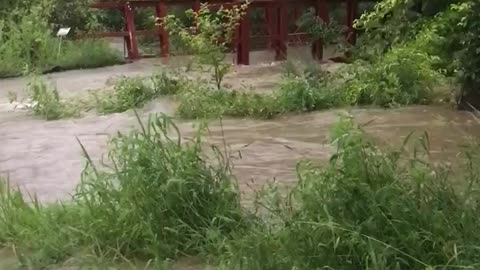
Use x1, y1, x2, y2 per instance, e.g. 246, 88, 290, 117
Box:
1, 114, 480, 269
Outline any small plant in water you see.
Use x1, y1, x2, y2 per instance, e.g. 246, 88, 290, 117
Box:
161, 2, 249, 89
26, 77, 78, 120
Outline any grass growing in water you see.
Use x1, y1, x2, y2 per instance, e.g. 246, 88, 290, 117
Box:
174, 46, 443, 120
26, 78, 79, 120
1, 115, 480, 268
0, 113, 244, 268
96, 72, 185, 114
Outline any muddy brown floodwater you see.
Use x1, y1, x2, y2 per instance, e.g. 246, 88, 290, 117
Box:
1, 51, 480, 270
1, 52, 480, 204
1, 104, 479, 203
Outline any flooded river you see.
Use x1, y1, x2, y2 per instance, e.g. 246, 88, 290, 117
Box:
1, 103, 479, 203
1, 56, 480, 203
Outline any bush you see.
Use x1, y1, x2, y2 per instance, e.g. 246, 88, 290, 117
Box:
220, 117, 480, 270
455, 1, 480, 109
0, 114, 245, 268
342, 47, 440, 107
277, 71, 342, 112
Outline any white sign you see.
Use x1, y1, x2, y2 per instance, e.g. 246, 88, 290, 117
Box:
56, 27, 71, 37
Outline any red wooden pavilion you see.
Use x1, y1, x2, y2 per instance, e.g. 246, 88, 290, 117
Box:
89, 0, 362, 65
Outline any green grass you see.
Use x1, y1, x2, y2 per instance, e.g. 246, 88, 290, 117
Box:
26, 78, 80, 120
0, 113, 244, 268
55, 39, 123, 71
1, 115, 479, 269
173, 46, 443, 120
0, 8, 123, 79
95, 72, 185, 114
218, 117, 480, 270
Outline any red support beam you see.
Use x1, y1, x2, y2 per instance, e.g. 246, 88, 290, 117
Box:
192, 0, 201, 12
237, 7, 250, 65
124, 2, 140, 59
156, 0, 169, 57
346, 0, 358, 44
312, 0, 329, 60
275, 0, 287, 61
265, 5, 276, 49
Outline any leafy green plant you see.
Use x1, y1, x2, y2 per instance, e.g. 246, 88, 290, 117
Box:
455, 1, 480, 109
297, 7, 348, 55
151, 71, 188, 96
354, 0, 423, 60
162, 2, 249, 89
342, 46, 441, 107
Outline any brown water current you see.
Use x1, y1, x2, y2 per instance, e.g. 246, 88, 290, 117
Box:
1, 54, 480, 203
1, 104, 479, 203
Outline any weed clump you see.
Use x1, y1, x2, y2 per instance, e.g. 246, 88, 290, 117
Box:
176, 86, 279, 119
96, 77, 155, 114
0, 5, 122, 78
26, 78, 78, 120
0, 114, 245, 267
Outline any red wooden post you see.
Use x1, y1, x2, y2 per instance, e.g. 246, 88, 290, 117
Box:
237, 7, 250, 65
346, 0, 358, 45
312, 0, 329, 60
156, 0, 169, 57
193, 0, 201, 12
124, 1, 139, 59
275, 0, 287, 61
265, 6, 276, 49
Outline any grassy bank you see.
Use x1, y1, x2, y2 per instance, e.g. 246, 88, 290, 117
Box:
0, 6, 123, 79
1, 114, 479, 269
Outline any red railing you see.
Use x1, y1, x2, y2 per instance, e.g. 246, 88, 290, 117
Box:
89, 0, 364, 64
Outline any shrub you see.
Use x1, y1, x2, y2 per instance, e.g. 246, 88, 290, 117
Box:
455, 1, 480, 109
277, 71, 343, 112
342, 47, 440, 107
221, 117, 480, 270
162, 2, 249, 89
